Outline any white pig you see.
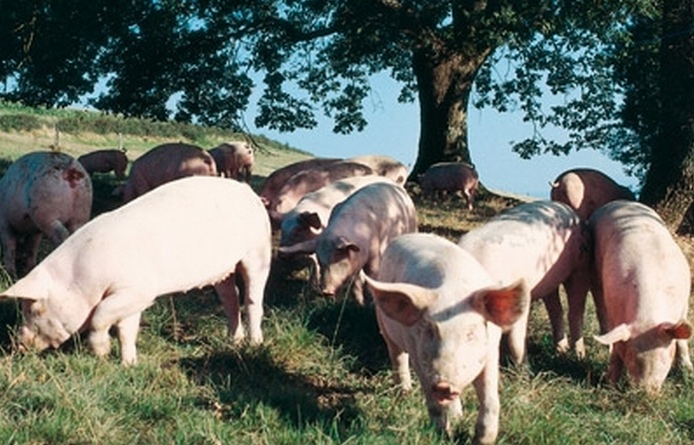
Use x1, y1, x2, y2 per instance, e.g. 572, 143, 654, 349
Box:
364, 233, 529, 443
0, 176, 271, 365
315, 182, 418, 304
458, 200, 591, 364
589, 200, 692, 394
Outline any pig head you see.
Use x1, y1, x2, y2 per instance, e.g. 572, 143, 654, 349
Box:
0, 176, 271, 365
550, 168, 635, 220
78, 149, 129, 179
364, 233, 529, 444
315, 182, 417, 304
589, 200, 692, 394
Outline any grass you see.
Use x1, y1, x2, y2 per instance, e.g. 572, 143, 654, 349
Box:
0, 103, 693, 444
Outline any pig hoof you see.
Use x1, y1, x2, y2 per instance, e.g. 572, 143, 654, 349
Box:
555, 338, 570, 355
89, 332, 112, 358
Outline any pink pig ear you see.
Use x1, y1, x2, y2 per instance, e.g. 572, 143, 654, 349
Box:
595, 323, 632, 346
473, 279, 529, 330
661, 321, 693, 340
363, 274, 438, 326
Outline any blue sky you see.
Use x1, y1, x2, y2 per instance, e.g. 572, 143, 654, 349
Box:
246, 73, 638, 199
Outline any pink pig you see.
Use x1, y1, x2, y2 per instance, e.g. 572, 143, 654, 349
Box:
0, 151, 92, 278
419, 162, 479, 210
550, 167, 635, 220
0, 176, 272, 365
78, 149, 129, 179
364, 233, 529, 443
589, 200, 692, 393
122, 142, 217, 202
209, 141, 254, 181
259, 157, 342, 208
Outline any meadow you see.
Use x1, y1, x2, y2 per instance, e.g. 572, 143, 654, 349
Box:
0, 104, 693, 444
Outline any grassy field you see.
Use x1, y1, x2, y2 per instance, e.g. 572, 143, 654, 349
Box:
0, 105, 693, 444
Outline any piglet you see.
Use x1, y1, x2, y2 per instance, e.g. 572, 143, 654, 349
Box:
589, 200, 692, 393
0, 151, 92, 278
0, 176, 272, 365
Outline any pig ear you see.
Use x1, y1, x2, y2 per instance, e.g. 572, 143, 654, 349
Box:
472, 279, 529, 330
277, 239, 317, 256
660, 321, 693, 340
299, 212, 322, 230
335, 236, 359, 253
594, 323, 632, 346
364, 274, 438, 326
0, 272, 49, 302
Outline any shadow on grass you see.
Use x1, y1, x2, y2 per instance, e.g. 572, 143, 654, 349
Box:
179, 346, 364, 434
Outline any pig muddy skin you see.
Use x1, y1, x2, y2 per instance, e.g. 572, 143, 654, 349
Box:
315, 181, 418, 305
458, 200, 591, 365
589, 200, 693, 394
550, 167, 635, 220
0, 151, 93, 278
121, 142, 217, 202
0, 176, 272, 365
364, 233, 529, 444
78, 149, 129, 179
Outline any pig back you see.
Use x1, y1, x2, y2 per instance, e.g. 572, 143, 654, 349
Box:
550, 168, 635, 220
259, 157, 342, 206
420, 162, 478, 191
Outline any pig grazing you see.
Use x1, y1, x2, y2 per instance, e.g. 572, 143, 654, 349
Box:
77, 149, 129, 179
419, 162, 479, 210
550, 167, 635, 220
209, 141, 254, 181
589, 200, 692, 393
259, 157, 342, 208
315, 182, 417, 304
458, 200, 591, 364
122, 142, 217, 202
0, 151, 93, 278
364, 233, 529, 443
0, 176, 272, 365
267, 160, 374, 229
347, 154, 408, 185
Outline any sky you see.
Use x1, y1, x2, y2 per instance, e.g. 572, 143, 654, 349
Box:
245, 72, 638, 199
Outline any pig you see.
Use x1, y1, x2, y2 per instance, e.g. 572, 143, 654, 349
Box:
122, 142, 217, 202
419, 162, 479, 210
347, 154, 408, 185
209, 141, 254, 181
589, 200, 692, 394
0, 151, 93, 278
315, 182, 418, 304
77, 149, 129, 179
258, 157, 342, 208
363, 233, 529, 443
0, 176, 272, 365
550, 167, 635, 220
266, 160, 374, 229
457, 200, 591, 364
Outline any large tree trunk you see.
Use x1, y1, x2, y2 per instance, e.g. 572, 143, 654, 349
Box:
639, 0, 694, 234
409, 47, 490, 180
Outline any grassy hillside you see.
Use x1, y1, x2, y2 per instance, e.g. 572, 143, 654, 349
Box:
0, 104, 692, 444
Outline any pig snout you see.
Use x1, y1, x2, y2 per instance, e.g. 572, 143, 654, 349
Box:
431, 382, 461, 404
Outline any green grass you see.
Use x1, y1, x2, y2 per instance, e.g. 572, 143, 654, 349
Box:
0, 103, 693, 444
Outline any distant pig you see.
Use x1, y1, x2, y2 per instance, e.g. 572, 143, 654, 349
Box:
347, 154, 408, 185
259, 157, 342, 208
78, 149, 129, 179
364, 233, 529, 443
0, 151, 92, 278
122, 142, 217, 202
209, 141, 254, 181
550, 168, 635, 220
419, 162, 479, 210
589, 200, 692, 393
0, 176, 272, 365
315, 182, 417, 304
458, 200, 591, 364
267, 160, 374, 229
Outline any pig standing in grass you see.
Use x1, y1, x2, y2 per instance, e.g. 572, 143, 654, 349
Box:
419, 161, 479, 210
78, 149, 129, 179
315, 182, 417, 304
0, 176, 271, 365
122, 142, 217, 202
550, 167, 635, 220
0, 151, 92, 278
209, 141, 254, 181
589, 200, 692, 393
364, 233, 529, 443
458, 200, 591, 364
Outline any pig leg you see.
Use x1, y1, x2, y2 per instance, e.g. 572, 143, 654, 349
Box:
40, 220, 71, 245
505, 308, 530, 366
0, 231, 17, 278
605, 349, 624, 385
376, 310, 412, 390
542, 289, 569, 354
676, 339, 693, 370
116, 311, 142, 365
19, 233, 43, 275
564, 275, 590, 359
472, 356, 501, 445
214, 274, 245, 343
238, 251, 270, 345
